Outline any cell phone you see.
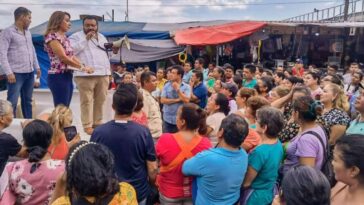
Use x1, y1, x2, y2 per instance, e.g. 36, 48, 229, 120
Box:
64, 126, 77, 142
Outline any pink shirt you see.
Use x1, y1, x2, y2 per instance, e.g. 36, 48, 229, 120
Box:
1, 159, 65, 205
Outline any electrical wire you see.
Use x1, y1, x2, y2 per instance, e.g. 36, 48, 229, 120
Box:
0, 1, 339, 7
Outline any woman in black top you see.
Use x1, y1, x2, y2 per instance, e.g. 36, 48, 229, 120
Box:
0, 100, 26, 175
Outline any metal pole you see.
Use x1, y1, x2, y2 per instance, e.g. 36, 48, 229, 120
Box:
344, 0, 350, 21
216, 45, 219, 66
112, 9, 114, 22
125, 0, 129, 21
362, 0, 364, 21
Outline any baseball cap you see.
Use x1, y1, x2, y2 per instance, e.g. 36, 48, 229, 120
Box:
221, 82, 238, 97
223, 63, 234, 70
296, 59, 303, 64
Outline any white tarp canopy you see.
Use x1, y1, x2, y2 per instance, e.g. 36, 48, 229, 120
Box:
110, 38, 185, 63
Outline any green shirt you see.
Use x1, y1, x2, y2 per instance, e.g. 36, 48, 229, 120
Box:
246, 141, 283, 205
243, 78, 257, 89
207, 78, 215, 89
346, 117, 364, 135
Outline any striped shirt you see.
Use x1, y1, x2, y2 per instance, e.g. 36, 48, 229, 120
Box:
0, 25, 39, 75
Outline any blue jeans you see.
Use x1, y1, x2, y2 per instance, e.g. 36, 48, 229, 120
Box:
7, 72, 34, 119
47, 72, 73, 107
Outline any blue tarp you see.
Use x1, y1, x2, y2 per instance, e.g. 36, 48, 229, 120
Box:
30, 20, 170, 87
31, 20, 170, 42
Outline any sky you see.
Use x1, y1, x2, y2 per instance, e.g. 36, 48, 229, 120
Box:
0, 0, 345, 29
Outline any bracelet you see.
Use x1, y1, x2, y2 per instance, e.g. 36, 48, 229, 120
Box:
80, 64, 86, 72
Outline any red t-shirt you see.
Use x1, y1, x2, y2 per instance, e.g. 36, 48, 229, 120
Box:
156, 133, 211, 198
48, 134, 69, 160
292, 66, 304, 77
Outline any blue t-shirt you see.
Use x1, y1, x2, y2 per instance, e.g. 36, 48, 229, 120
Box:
183, 71, 193, 84
193, 83, 208, 108
182, 147, 248, 205
161, 81, 191, 125
349, 90, 360, 116
90, 120, 156, 202
243, 78, 257, 89
246, 141, 283, 205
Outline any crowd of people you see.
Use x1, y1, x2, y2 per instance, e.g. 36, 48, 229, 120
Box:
1, 6, 364, 205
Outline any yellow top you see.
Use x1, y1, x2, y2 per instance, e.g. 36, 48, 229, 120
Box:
157, 78, 167, 91
51, 182, 138, 205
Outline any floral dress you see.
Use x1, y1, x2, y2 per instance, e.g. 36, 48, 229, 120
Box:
0, 159, 65, 205
44, 32, 74, 74
279, 107, 350, 144
321, 108, 351, 132
278, 103, 299, 143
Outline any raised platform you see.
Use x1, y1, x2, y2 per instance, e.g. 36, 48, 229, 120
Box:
0, 88, 115, 142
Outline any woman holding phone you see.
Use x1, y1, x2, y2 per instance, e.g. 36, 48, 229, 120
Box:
47, 105, 80, 160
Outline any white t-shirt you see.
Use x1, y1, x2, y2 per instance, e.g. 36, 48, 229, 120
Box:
343, 73, 352, 85
228, 99, 238, 115
206, 112, 226, 146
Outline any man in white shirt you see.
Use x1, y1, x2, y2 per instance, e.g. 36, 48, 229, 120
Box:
69, 15, 111, 135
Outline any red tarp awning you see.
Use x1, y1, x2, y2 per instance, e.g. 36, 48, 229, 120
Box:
174, 21, 267, 46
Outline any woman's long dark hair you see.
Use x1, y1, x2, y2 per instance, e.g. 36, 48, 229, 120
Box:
292, 96, 323, 122
214, 93, 230, 116
179, 103, 208, 135
65, 141, 119, 204
23, 119, 53, 163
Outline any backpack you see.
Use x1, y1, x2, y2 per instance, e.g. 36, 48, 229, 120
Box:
303, 129, 336, 187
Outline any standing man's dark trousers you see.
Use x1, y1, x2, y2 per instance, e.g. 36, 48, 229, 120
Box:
7, 72, 34, 119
